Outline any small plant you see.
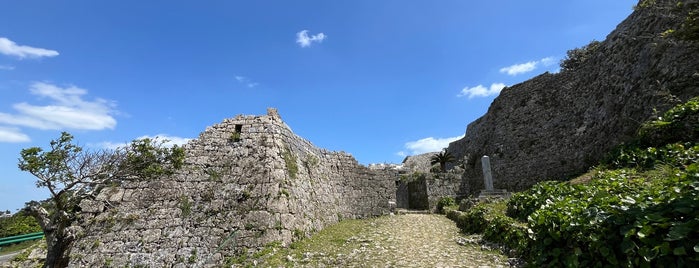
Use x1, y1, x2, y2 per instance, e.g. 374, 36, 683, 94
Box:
205, 168, 222, 181
275, 220, 283, 230
279, 189, 290, 198
229, 132, 241, 142
188, 249, 197, 263
282, 146, 299, 179
179, 195, 192, 217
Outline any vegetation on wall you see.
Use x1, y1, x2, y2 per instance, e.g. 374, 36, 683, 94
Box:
560, 40, 601, 72
282, 146, 299, 179
446, 97, 699, 267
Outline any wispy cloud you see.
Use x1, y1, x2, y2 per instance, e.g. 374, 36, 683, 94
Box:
500, 61, 537, 76
296, 30, 326, 48
499, 57, 557, 76
457, 83, 506, 99
0, 126, 30, 143
99, 134, 191, 150
234, 75, 259, 88
0, 82, 117, 131
0, 65, 15, 70
398, 135, 464, 156
0, 37, 59, 59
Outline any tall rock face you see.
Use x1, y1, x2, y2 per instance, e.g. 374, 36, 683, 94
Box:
448, 0, 699, 193
69, 109, 397, 267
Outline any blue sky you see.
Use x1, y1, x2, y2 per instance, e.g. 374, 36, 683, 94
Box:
0, 1, 636, 212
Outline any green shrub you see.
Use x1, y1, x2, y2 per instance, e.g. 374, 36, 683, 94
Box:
447, 202, 528, 256
436, 196, 455, 213
0, 211, 42, 238
519, 166, 699, 267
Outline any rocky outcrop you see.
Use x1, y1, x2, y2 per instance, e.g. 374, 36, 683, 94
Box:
69, 109, 397, 267
448, 0, 699, 193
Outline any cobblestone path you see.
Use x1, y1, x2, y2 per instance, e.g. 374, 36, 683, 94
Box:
283, 214, 512, 267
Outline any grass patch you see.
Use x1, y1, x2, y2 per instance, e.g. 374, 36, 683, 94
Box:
258, 218, 371, 266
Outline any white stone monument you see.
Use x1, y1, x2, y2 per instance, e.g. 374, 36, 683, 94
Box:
478, 155, 510, 200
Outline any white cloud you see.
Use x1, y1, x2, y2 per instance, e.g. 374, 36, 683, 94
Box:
499, 56, 557, 76
0, 82, 117, 130
457, 83, 506, 99
540, 57, 556, 66
0, 65, 15, 70
0, 127, 30, 142
296, 30, 326, 47
402, 135, 464, 155
234, 75, 258, 88
500, 61, 537, 76
99, 134, 191, 150
0, 37, 59, 59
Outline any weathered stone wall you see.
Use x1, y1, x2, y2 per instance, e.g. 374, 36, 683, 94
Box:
448, 0, 699, 194
70, 110, 396, 267
395, 173, 465, 211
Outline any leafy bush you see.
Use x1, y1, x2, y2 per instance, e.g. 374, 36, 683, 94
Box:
436, 196, 455, 213
522, 165, 699, 267
451, 97, 699, 266
0, 211, 42, 238
446, 201, 529, 256
506, 181, 579, 222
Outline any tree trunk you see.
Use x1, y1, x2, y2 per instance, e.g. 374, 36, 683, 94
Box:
26, 204, 73, 268
44, 230, 71, 268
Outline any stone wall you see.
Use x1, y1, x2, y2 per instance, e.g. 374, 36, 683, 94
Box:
70, 109, 397, 267
448, 0, 699, 194
395, 173, 465, 211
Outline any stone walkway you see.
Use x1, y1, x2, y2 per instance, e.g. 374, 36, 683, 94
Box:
288, 214, 512, 267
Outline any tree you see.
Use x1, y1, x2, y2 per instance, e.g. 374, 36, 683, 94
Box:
18, 132, 185, 267
430, 150, 455, 173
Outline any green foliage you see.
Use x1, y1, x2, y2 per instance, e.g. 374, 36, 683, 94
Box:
229, 132, 241, 143
520, 166, 699, 266
0, 211, 42, 238
430, 150, 455, 172
605, 143, 699, 170
670, 1, 699, 41
635, 0, 657, 9
122, 137, 186, 180
604, 97, 699, 169
468, 98, 699, 266
282, 146, 298, 179
638, 96, 699, 147
560, 40, 601, 71
179, 195, 192, 217
506, 181, 579, 222
188, 249, 197, 263
436, 196, 455, 213
446, 201, 529, 255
